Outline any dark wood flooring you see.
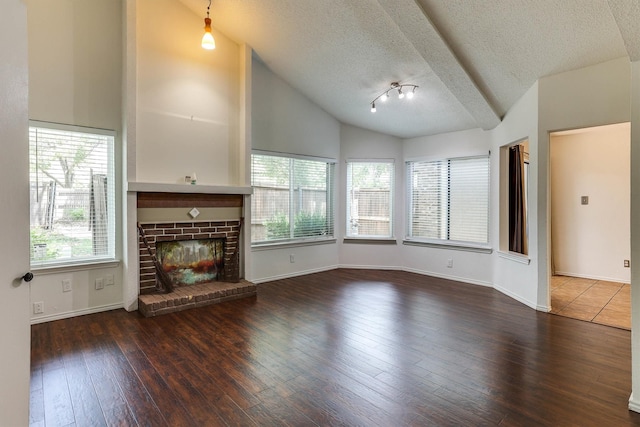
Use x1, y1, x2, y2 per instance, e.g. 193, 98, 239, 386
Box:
30, 269, 640, 426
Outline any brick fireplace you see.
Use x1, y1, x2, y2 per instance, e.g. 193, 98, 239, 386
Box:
129, 188, 255, 317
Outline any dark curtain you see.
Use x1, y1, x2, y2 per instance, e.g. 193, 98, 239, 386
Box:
509, 145, 527, 254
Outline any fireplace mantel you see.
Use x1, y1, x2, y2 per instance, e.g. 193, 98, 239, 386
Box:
127, 181, 252, 195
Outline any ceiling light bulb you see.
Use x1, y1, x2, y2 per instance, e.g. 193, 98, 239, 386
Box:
407, 89, 414, 99
202, 17, 216, 50
371, 102, 376, 113
381, 92, 389, 102
398, 88, 404, 99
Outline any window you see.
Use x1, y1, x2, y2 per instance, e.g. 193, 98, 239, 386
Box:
29, 122, 115, 267
251, 152, 335, 244
407, 155, 489, 245
346, 161, 394, 238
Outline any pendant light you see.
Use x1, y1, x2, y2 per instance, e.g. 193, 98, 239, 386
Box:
201, 0, 216, 50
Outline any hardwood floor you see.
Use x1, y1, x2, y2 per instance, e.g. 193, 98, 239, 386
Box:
30, 269, 640, 426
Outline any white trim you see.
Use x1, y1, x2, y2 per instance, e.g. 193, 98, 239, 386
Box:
30, 302, 124, 325
252, 149, 336, 164
251, 265, 338, 284
402, 266, 493, 287
497, 250, 531, 265
252, 238, 337, 251
337, 264, 402, 270
629, 394, 640, 413
127, 182, 252, 195
493, 283, 538, 310
29, 120, 116, 137
345, 158, 395, 164
403, 239, 493, 254
343, 238, 397, 245
554, 270, 630, 284
32, 259, 120, 274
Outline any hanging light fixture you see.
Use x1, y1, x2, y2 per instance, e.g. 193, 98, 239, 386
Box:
201, 0, 216, 50
370, 82, 418, 113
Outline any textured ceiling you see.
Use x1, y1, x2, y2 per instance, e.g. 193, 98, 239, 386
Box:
178, 0, 640, 139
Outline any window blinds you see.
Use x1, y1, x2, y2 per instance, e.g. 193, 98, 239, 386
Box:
251, 153, 335, 243
29, 124, 115, 266
407, 156, 489, 244
346, 161, 394, 238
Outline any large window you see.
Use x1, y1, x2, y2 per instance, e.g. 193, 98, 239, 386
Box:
407, 155, 489, 245
29, 122, 115, 267
251, 152, 335, 244
346, 161, 394, 238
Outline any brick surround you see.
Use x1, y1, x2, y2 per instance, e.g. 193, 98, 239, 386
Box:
138, 220, 241, 294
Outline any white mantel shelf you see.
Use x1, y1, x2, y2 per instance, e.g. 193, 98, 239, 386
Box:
127, 182, 253, 195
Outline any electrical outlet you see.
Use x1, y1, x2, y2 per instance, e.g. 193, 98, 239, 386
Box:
33, 302, 44, 314
624, 260, 630, 268
95, 278, 104, 290
105, 274, 114, 286
447, 259, 453, 268
290, 254, 295, 263
62, 279, 72, 292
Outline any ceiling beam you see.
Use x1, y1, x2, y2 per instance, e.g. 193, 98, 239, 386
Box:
375, 0, 501, 130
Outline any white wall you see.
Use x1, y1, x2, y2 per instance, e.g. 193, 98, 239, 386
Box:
135, 0, 240, 186
538, 57, 631, 307
629, 60, 640, 413
550, 123, 630, 283
338, 124, 403, 269
27, 0, 125, 323
250, 58, 341, 282
402, 128, 494, 287
491, 83, 540, 309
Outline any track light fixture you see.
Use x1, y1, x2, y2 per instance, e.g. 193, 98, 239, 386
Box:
370, 82, 418, 113
201, 0, 216, 50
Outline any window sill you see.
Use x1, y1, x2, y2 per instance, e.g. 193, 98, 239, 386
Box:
402, 239, 493, 254
343, 237, 397, 245
252, 237, 337, 251
31, 258, 121, 275
497, 250, 531, 265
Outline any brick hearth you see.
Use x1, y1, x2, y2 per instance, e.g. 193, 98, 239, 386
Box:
138, 279, 256, 317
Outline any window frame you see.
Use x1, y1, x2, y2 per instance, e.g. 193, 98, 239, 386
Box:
405, 154, 491, 251
250, 150, 336, 247
29, 120, 117, 269
345, 159, 395, 240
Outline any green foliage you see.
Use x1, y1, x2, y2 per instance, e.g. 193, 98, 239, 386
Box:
265, 214, 290, 239
30, 227, 93, 262
264, 212, 328, 239
68, 208, 86, 221
294, 212, 328, 237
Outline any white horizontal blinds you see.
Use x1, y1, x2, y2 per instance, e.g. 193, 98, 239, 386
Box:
251, 153, 335, 243
408, 155, 489, 244
346, 162, 393, 237
292, 159, 332, 237
408, 160, 446, 239
448, 157, 489, 243
29, 124, 115, 266
251, 154, 291, 241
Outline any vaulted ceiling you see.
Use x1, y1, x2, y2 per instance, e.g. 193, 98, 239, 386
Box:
178, 0, 640, 139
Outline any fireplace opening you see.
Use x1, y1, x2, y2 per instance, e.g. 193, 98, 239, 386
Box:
157, 237, 225, 286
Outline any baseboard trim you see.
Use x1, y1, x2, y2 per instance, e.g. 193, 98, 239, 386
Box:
402, 267, 493, 288
31, 302, 124, 325
337, 264, 403, 271
629, 393, 640, 413
493, 284, 537, 310
554, 270, 630, 284
251, 265, 339, 284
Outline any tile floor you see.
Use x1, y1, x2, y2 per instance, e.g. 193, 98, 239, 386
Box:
550, 275, 630, 330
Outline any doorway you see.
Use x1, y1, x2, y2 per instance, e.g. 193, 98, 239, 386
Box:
549, 123, 631, 329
